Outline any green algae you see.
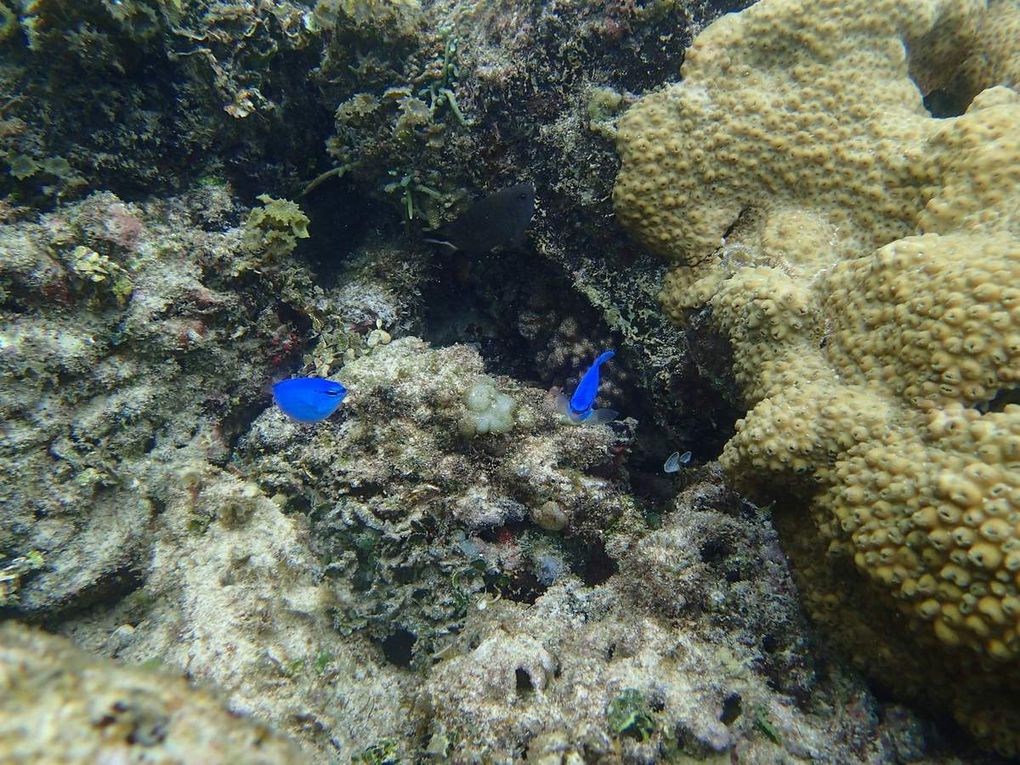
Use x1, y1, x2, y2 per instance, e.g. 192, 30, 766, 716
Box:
607, 688, 657, 741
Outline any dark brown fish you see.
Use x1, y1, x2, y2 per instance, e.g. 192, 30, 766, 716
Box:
426, 182, 535, 253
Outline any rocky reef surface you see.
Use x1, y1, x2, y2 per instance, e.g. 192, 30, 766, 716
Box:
1, 0, 1018, 763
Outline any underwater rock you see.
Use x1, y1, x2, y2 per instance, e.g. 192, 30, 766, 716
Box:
0, 621, 305, 764
236, 337, 640, 667
57, 458, 413, 762
420, 470, 948, 763
0, 188, 315, 617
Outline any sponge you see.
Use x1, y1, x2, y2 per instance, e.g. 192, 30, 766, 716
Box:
459, 380, 515, 436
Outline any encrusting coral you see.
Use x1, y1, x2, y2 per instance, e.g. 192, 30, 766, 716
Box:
614, 0, 1020, 755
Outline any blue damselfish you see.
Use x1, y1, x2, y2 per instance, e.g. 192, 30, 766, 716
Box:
556, 350, 617, 425
273, 377, 348, 423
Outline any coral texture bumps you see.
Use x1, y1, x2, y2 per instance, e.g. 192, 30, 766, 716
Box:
614, 0, 1020, 754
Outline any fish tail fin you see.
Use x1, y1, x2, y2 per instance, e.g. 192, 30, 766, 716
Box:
594, 350, 615, 366
554, 392, 590, 426
585, 408, 618, 425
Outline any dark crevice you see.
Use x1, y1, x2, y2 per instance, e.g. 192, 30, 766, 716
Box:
699, 536, 731, 565
419, 246, 585, 383
417, 233, 738, 527
219, 398, 273, 454
24, 563, 145, 627
720, 692, 742, 725
378, 627, 417, 668
908, 30, 980, 120
974, 386, 1020, 414
515, 667, 535, 695
296, 180, 379, 285
478, 521, 528, 543
922, 88, 973, 118
579, 543, 618, 586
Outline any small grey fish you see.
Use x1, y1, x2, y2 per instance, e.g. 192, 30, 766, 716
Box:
664, 450, 692, 473
426, 182, 535, 253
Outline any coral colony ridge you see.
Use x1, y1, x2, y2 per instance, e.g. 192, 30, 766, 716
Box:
1, 0, 1019, 763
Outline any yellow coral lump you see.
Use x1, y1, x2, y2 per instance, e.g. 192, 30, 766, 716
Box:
614, 0, 1020, 755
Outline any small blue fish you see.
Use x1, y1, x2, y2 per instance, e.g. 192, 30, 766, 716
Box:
556, 350, 618, 425
273, 377, 347, 423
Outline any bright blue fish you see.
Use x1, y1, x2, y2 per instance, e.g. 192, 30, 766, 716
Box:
273, 377, 347, 423
556, 350, 618, 425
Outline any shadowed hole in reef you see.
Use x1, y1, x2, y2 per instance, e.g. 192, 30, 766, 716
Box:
420, 247, 588, 382
721, 692, 742, 725
300, 181, 743, 591
580, 542, 618, 585
481, 524, 618, 602
973, 386, 1020, 414
699, 536, 731, 565
515, 667, 535, 695
33, 564, 144, 626
923, 88, 973, 118
419, 238, 739, 515
419, 240, 675, 456
292, 177, 377, 287
418, 247, 700, 476
907, 34, 979, 119
378, 627, 417, 667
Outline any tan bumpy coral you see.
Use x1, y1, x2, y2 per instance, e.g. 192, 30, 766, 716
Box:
614, 0, 1020, 755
